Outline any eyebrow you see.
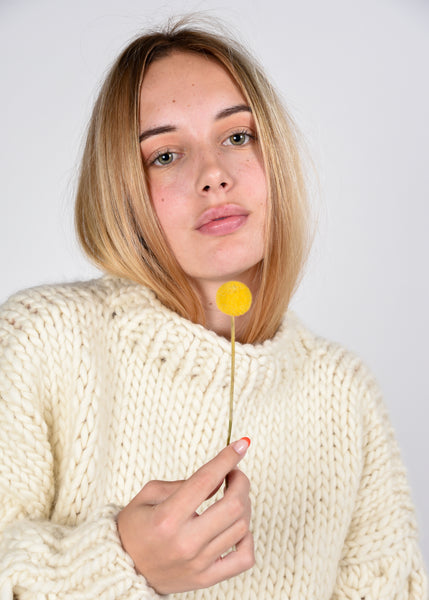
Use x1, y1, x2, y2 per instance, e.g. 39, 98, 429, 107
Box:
215, 104, 252, 120
139, 125, 177, 143
139, 104, 252, 143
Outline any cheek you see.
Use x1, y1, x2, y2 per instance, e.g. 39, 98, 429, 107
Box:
149, 166, 190, 205
150, 181, 172, 236
238, 153, 267, 192
149, 178, 190, 243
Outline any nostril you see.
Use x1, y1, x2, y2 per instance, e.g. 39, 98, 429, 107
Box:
202, 181, 227, 192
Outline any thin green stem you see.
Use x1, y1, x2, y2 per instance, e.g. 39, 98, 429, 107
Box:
226, 315, 235, 446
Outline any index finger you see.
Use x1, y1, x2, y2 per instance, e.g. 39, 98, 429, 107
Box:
164, 438, 251, 520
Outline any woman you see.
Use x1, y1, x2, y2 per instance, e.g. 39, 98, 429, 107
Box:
0, 19, 426, 599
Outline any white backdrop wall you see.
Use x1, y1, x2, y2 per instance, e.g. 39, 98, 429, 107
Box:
1, 0, 428, 569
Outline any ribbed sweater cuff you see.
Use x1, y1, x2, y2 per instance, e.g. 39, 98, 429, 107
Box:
0, 505, 161, 599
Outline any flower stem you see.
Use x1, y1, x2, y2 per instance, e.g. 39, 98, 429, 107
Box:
226, 315, 235, 446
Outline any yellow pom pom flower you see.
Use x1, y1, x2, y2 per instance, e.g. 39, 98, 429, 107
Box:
216, 281, 252, 447
215, 281, 252, 317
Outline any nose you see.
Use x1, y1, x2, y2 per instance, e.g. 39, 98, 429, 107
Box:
196, 151, 232, 195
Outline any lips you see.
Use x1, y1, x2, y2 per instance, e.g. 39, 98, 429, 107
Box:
195, 204, 249, 235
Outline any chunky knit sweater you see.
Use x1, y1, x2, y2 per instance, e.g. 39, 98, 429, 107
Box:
0, 276, 426, 599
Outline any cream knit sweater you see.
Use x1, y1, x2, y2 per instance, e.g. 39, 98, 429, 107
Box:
0, 276, 426, 599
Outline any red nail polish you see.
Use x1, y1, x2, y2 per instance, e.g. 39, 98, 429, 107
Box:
231, 437, 251, 455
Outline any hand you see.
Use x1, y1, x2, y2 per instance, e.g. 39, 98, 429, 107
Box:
116, 438, 254, 594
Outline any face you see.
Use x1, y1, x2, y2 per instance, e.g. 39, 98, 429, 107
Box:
139, 51, 267, 293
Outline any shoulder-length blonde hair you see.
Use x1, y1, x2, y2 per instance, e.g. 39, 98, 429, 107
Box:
75, 18, 311, 344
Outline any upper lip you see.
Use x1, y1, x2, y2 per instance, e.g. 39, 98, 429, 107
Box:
195, 204, 249, 230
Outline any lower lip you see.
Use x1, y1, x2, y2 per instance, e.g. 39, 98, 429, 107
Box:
197, 215, 248, 236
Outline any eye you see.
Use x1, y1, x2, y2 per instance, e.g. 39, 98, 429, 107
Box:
224, 130, 254, 147
230, 133, 247, 145
153, 151, 175, 166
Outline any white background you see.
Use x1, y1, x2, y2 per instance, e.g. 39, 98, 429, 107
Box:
1, 0, 428, 569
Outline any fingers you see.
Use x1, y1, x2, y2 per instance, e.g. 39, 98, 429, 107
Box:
202, 531, 255, 585
200, 495, 251, 562
164, 438, 251, 520
194, 468, 251, 543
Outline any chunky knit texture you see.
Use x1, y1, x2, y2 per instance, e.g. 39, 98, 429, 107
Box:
0, 276, 426, 599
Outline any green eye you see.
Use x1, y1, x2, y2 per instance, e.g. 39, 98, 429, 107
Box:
154, 152, 174, 166
229, 133, 247, 145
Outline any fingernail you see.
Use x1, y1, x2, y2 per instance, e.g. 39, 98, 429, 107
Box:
231, 437, 251, 455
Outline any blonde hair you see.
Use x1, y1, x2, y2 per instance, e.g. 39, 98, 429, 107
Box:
75, 18, 311, 344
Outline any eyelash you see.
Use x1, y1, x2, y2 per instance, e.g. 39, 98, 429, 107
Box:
148, 128, 256, 167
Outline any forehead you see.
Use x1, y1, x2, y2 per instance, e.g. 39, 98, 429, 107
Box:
139, 50, 246, 117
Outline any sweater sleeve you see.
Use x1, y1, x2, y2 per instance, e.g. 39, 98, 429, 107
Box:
0, 296, 161, 599
331, 371, 427, 600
